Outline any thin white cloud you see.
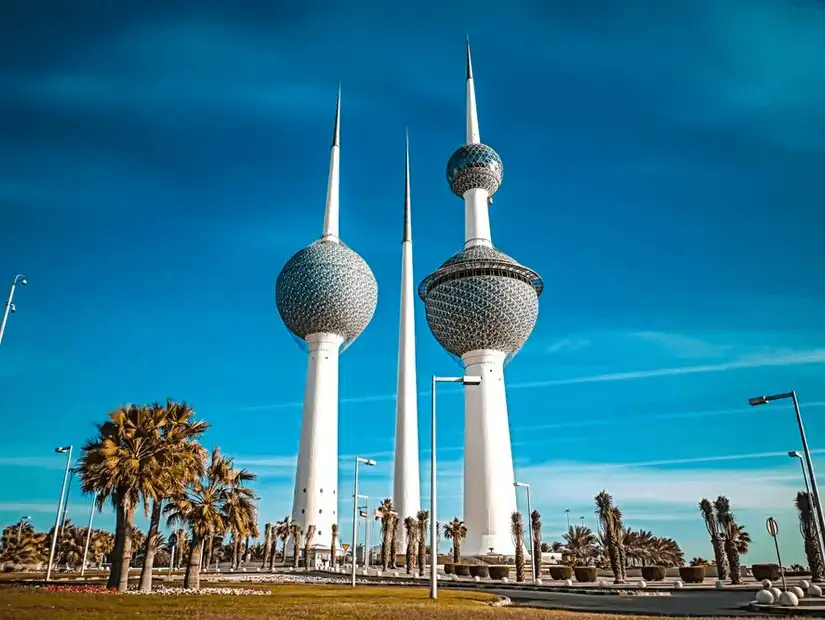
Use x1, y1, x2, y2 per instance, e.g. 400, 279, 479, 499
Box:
0, 457, 69, 469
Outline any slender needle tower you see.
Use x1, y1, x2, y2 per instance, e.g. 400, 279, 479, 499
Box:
392, 132, 421, 541
418, 41, 543, 556
276, 88, 378, 552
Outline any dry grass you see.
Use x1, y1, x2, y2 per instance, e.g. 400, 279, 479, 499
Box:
0, 583, 755, 620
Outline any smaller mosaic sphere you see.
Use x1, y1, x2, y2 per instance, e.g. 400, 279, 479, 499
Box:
446, 143, 503, 197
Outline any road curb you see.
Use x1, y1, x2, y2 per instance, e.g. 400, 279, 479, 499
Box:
746, 603, 825, 617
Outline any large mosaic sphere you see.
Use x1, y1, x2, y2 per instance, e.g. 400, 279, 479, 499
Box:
446, 143, 503, 198
418, 245, 542, 359
276, 239, 378, 345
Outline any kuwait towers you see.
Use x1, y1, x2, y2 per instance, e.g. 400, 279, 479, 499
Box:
392, 133, 420, 541
276, 89, 378, 548
418, 42, 544, 555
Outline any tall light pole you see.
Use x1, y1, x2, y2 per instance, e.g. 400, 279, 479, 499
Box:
565, 509, 570, 530
351, 456, 376, 587
430, 374, 482, 600
59, 468, 76, 541
749, 392, 825, 549
46, 445, 73, 582
80, 493, 97, 576
789, 450, 824, 556
580, 516, 584, 526
0, 274, 28, 347
514, 481, 537, 580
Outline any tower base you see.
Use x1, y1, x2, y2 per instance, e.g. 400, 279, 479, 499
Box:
461, 349, 518, 557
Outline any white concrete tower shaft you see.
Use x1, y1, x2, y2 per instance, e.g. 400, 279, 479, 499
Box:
461, 41, 518, 557
290, 90, 345, 549
463, 41, 493, 249
392, 131, 421, 540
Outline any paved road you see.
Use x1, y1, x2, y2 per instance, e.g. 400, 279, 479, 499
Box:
486, 588, 760, 617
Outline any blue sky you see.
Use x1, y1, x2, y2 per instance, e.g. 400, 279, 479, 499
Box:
1, 0, 825, 565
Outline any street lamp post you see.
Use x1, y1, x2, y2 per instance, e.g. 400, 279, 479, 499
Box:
565, 509, 570, 530
750, 392, 825, 550
80, 494, 97, 576
46, 446, 73, 582
514, 481, 538, 581
580, 517, 584, 526
430, 374, 482, 600
59, 468, 76, 542
351, 457, 376, 587
788, 450, 825, 556
0, 274, 28, 347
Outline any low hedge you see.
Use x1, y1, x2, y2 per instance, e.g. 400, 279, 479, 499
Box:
469, 565, 489, 578
574, 566, 598, 582
752, 564, 781, 581
641, 565, 666, 581
549, 565, 574, 580
443, 563, 454, 574
679, 566, 706, 583
488, 565, 510, 580
454, 564, 471, 577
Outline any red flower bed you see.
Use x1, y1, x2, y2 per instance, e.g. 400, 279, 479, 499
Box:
43, 585, 118, 594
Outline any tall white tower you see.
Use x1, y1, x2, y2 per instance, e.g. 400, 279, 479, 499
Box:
275, 88, 378, 550
392, 132, 421, 540
418, 41, 543, 556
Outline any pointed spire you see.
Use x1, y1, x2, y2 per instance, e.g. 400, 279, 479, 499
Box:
322, 86, 341, 240
403, 128, 412, 243
465, 38, 480, 145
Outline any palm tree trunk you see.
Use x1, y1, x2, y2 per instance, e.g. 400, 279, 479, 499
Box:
203, 532, 214, 569
184, 536, 203, 590
117, 504, 136, 592
607, 535, 624, 584
417, 526, 426, 577
269, 539, 277, 570
806, 533, 825, 582
292, 534, 302, 569
244, 536, 251, 564
107, 503, 125, 589
138, 500, 162, 592
389, 518, 399, 569
724, 541, 741, 585
232, 537, 240, 569
712, 535, 728, 580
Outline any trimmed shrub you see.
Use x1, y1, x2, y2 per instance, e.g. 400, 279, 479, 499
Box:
469, 565, 489, 578
549, 565, 574, 580
395, 554, 406, 567
443, 563, 455, 575
641, 566, 666, 581
752, 564, 781, 581
679, 566, 706, 583
574, 566, 598, 582
454, 564, 471, 577
488, 565, 510, 580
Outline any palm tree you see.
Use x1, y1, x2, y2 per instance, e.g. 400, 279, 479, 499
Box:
416, 509, 428, 576
443, 518, 468, 563
330, 523, 339, 568
389, 516, 399, 569
261, 523, 272, 569
699, 498, 728, 580
0, 522, 46, 568
511, 511, 525, 582
275, 516, 291, 566
403, 517, 417, 574
290, 522, 302, 569
304, 525, 316, 571
594, 490, 625, 583
376, 498, 395, 571
563, 525, 597, 566
223, 466, 258, 571
530, 510, 542, 576
76, 405, 170, 591
714, 495, 747, 584
796, 491, 824, 582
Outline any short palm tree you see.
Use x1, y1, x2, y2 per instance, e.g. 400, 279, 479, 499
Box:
261, 523, 272, 569
403, 517, 417, 573
275, 516, 291, 566
594, 490, 626, 583
563, 525, 597, 566
699, 498, 728, 580
416, 509, 428, 576
714, 495, 747, 584
304, 525, 316, 571
389, 516, 399, 568
376, 498, 395, 571
796, 491, 824, 582
530, 510, 542, 577
443, 518, 468, 563
330, 523, 339, 568
290, 522, 302, 569
511, 511, 525, 582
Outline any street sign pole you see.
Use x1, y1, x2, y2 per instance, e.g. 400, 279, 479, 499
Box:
766, 517, 786, 591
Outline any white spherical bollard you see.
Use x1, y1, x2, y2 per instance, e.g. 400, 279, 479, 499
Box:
674, 580, 684, 589
638, 580, 647, 589
809, 584, 823, 597
375, 570, 382, 577
598, 579, 608, 588
715, 579, 724, 589
393, 571, 399, 578
761, 579, 772, 588
791, 586, 805, 599
502, 577, 509, 584
451, 574, 458, 581
436, 574, 441, 580
755, 589, 775, 604
564, 578, 572, 586
474, 576, 480, 583
770, 587, 782, 601
534, 579, 543, 586
801, 579, 811, 589
779, 590, 799, 607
